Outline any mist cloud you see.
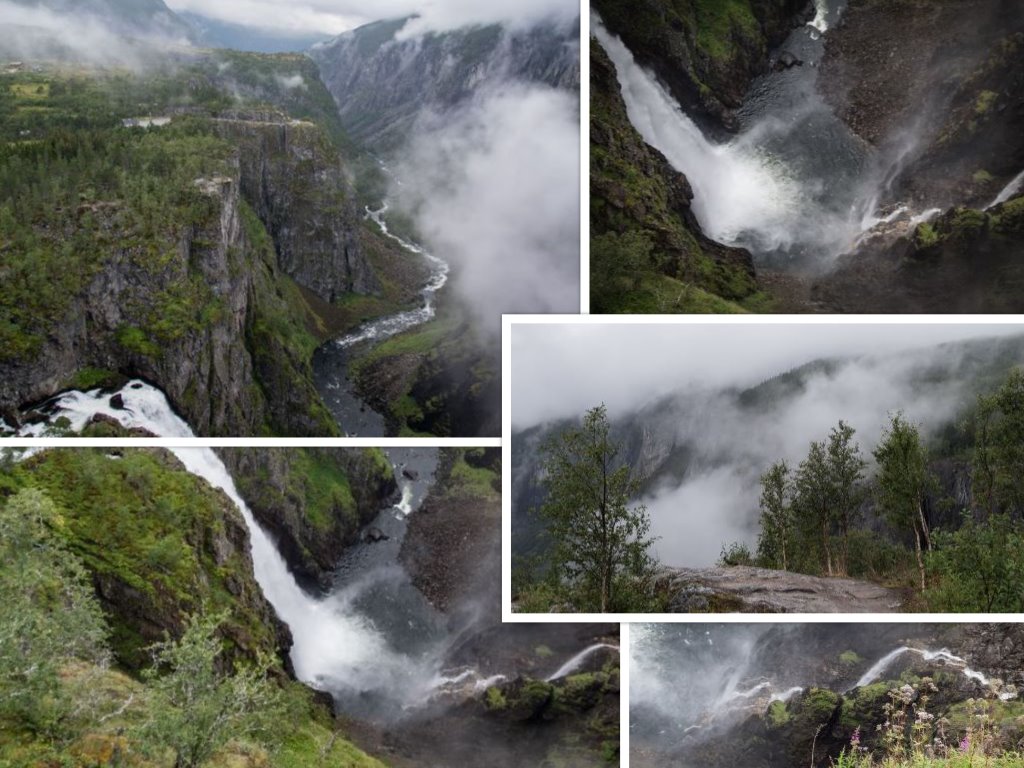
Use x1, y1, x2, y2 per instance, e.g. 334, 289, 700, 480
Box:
395, 85, 580, 337
0, 1, 190, 67
513, 324, 1024, 567
165, 0, 578, 37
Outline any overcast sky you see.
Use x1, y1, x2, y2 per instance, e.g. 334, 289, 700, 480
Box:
164, 0, 578, 37
511, 323, 1024, 429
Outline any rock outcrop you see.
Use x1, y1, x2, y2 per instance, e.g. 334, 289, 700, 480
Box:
656, 565, 904, 613
220, 447, 398, 587
0, 116, 362, 437
211, 112, 379, 302
15, 448, 291, 673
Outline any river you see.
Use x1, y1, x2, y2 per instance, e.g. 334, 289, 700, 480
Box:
313, 202, 450, 437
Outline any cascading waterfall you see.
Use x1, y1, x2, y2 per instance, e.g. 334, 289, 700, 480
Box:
6, 383, 446, 713
544, 643, 619, 681
987, 169, 1024, 210
592, 14, 803, 254
594, 1, 947, 270
852, 646, 1004, 693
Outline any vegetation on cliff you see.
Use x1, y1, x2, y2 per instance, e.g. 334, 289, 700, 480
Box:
0, 458, 385, 768
0, 52, 427, 436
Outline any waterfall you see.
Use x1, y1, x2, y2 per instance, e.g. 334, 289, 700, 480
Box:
854, 647, 994, 690
545, 643, 619, 681
854, 646, 912, 688
7, 386, 447, 713
986, 169, 1024, 210
592, 14, 803, 253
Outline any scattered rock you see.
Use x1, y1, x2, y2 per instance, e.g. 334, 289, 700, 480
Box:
109, 393, 125, 410
365, 526, 389, 543
773, 50, 803, 70
402, 467, 419, 481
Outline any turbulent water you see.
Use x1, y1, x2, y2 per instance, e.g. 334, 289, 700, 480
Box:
594, 1, 942, 271
313, 198, 449, 437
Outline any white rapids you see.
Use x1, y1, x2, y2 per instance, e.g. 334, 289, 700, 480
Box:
331, 202, 449, 351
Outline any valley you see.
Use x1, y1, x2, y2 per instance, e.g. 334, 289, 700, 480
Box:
0, 1, 580, 438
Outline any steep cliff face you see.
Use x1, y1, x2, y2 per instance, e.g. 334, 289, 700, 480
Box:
220, 447, 398, 586
593, 0, 810, 133
0, 138, 339, 436
309, 17, 580, 150
590, 38, 759, 313
212, 112, 379, 302
9, 447, 290, 672
808, 0, 1024, 313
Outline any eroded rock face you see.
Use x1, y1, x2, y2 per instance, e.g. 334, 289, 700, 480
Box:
219, 447, 398, 587
0, 116, 368, 437
211, 112, 379, 302
17, 448, 291, 674
656, 565, 903, 613
812, 196, 1024, 313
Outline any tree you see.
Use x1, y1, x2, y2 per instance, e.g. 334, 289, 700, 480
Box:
974, 367, 1024, 515
757, 460, 793, 570
135, 611, 283, 768
827, 421, 867, 576
0, 488, 111, 738
793, 440, 835, 576
538, 404, 659, 612
873, 413, 933, 590
926, 513, 1024, 612
792, 421, 865, 577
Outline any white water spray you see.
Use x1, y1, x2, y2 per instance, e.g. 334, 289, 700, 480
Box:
986, 169, 1024, 210
854, 647, 994, 690
593, 15, 802, 252
545, 643, 619, 681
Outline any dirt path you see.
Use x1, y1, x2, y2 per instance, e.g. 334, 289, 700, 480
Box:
659, 565, 905, 613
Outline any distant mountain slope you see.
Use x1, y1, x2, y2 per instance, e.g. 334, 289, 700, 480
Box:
5, 0, 195, 41
178, 10, 329, 53
309, 17, 580, 150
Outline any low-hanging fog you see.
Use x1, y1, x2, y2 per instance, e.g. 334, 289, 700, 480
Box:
165, 0, 579, 40
513, 324, 1024, 567
394, 83, 580, 337
0, 0, 191, 67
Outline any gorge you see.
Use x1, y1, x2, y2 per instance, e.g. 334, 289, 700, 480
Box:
591, 0, 1024, 313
